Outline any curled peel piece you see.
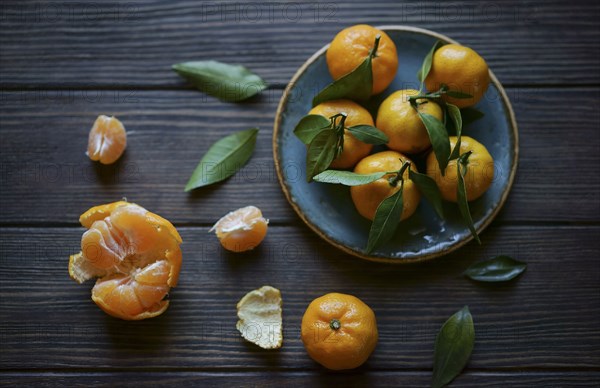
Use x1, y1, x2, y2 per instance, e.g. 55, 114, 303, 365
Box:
69, 201, 182, 320
236, 286, 283, 349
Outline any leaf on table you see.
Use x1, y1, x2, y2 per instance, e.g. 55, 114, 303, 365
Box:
172, 60, 267, 102
366, 181, 404, 253
464, 256, 527, 282
432, 306, 475, 388
294, 114, 331, 144
313, 170, 385, 186
347, 125, 389, 145
184, 128, 259, 191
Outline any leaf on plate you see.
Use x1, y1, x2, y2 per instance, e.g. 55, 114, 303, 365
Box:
417, 40, 445, 83
312, 56, 373, 106
172, 60, 267, 102
347, 125, 389, 145
313, 170, 385, 186
418, 112, 451, 173
366, 181, 404, 253
294, 114, 331, 144
432, 306, 475, 388
461, 107, 485, 127
409, 169, 444, 218
312, 35, 382, 106
184, 128, 259, 191
464, 256, 527, 282
447, 103, 462, 160
305, 129, 339, 182
456, 153, 481, 244
444, 90, 473, 99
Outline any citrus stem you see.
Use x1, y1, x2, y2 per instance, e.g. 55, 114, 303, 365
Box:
330, 319, 341, 331
408, 85, 449, 104
458, 150, 473, 165
328, 113, 347, 134
370, 35, 381, 58
328, 113, 347, 158
388, 160, 411, 187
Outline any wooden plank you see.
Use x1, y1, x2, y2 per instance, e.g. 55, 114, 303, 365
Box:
1, 0, 599, 88
1, 371, 599, 387
0, 88, 598, 224
1, 225, 598, 370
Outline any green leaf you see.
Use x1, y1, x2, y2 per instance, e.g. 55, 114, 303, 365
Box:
461, 107, 485, 127
294, 114, 331, 144
417, 40, 444, 83
347, 125, 389, 145
447, 103, 462, 160
305, 129, 338, 182
366, 181, 404, 253
172, 61, 267, 102
445, 90, 473, 99
313, 170, 385, 186
464, 256, 527, 282
185, 128, 259, 191
409, 169, 444, 218
457, 155, 481, 244
432, 306, 475, 388
418, 112, 451, 173
312, 56, 373, 106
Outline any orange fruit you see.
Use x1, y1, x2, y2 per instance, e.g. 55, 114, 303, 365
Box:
309, 99, 374, 169
211, 206, 268, 252
376, 89, 443, 154
69, 201, 182, 320
87, 115, 127, 164
426, 136, 494, 202
326, 24, 398, 95
350, 151, 421, 221
301, 293, 378, 370
424, 44, 490, 108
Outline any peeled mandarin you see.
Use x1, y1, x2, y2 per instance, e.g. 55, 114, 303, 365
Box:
69, 201, 182, 320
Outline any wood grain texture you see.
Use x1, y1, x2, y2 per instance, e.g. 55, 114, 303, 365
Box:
1, 0, 600, 385
1, 371, 600, 387
0, 88, 598, 224
1, 0, 599, 88
1, 226, 598, 370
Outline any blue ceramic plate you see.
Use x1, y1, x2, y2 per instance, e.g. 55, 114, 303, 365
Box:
273, 26, 518, 263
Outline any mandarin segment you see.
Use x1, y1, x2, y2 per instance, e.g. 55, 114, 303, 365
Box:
68, 201, 182, 320
87, 115, 127, 165
211, 206, 268, 252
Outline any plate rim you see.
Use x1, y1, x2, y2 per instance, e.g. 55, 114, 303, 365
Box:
272, 25, 519, 264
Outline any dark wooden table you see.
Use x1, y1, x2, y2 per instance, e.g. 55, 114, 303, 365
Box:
1, 1, 599, 386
